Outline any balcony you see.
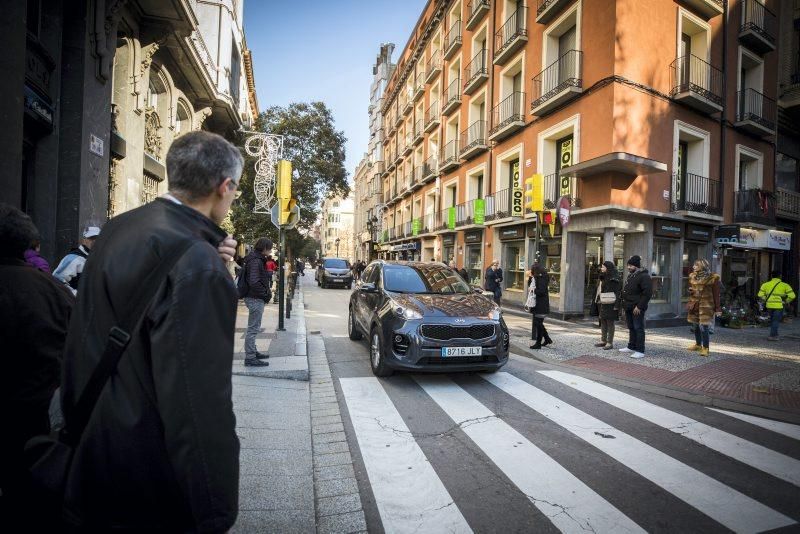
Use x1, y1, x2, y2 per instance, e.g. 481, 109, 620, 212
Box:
444, 20, 462, 60
777, 188, 800, 220
394, 104, 404, 126
440, 139, 461, 172
531, 50, 583, 116
484, 188, 510, 221
422, 157, 438, 182
403, 134, 413, 155
403, 171, 414, 195
734, 188, 776, 227
403, 90, 414, 115
670, 173, 722, 217
679, 0, 724, 19
494, 7, 528, 65
413, 119, 424, 145
467, 0, 490, 30
735, 89, 776, 136
489, 91, 526, 141
426, 50, 442, 83
413, 76, 425, 101
394, 146, 404, 164
536, 0, 571, 24
464, 49, 489, 95
669, 55, 723, 114
422, 212, 437, 234
460, 120, 488, 160
425, 100, 441, 132
535, 173, 581, 211
434, 208, 451, 232
739, 0, 776, 53
443, 77, 462, 115
387, 156, 396, 171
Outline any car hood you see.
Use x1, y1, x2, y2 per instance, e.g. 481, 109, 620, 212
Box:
324, 268, 351, 274
391, 292, 497, 318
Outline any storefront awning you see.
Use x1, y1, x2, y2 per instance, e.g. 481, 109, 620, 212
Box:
559, 152, 667, 178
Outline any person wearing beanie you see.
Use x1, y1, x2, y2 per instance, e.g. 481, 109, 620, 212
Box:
619, 254, 652, 358
591, 261, 622, 350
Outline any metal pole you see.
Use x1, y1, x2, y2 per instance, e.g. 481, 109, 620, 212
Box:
277, 226, 286, 331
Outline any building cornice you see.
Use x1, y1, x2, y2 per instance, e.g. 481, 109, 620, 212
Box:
243, 48, 259, 120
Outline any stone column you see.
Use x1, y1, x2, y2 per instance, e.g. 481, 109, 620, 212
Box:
603, 227, 615, 263
560, 231, 586, 316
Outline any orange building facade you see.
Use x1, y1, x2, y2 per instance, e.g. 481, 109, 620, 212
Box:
371, 0, 798, 319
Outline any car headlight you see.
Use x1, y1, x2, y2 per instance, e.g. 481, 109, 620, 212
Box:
487, 308, 502, 321
393, 303, 423, 320
324, 270, 332, 276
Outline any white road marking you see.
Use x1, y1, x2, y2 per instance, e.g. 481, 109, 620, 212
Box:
339, 377, 472, 534
539, 370, 800, 487
483, 372, 795, 533
413, 375, 644, 534
708, 408, 800, 441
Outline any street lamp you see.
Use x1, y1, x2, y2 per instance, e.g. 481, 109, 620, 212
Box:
335, 237, 341, 258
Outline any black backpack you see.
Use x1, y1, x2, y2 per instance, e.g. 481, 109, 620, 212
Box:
236, 260, 249, 298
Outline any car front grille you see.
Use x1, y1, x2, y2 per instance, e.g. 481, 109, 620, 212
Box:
419, 355, 498, 365
420, 324, 495, 340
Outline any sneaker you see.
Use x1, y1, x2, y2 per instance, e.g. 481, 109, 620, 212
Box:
256, 352, 270, 360
699, 347, 709, 357
687, 344, 702, 351
594, 341, 607, 347
629, 352, 645, 359
244, 358, 269, 367
619, 348, 633, 353
603, 343, 613, 350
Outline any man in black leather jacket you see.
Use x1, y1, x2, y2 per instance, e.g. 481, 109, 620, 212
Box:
59, 131, 242, 531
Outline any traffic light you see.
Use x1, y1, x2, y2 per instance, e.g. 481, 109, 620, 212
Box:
276, 160, 293, 225
541, 209, 556, 237
524, 174, 544, 213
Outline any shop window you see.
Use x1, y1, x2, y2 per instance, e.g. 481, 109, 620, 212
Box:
466, 244, 483, 285
777, 153, 799, 191
651, 239, 672, 303
681, 242, 706, 300
503, 242, 526, 291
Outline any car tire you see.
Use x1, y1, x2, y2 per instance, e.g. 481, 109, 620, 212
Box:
348, 307, 362, 341
369, 327, 393, 377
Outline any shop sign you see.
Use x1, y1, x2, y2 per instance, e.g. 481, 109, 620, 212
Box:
559, 136, 573, 196
755, 229, 791, 251
464, 230, 482, 244
391, 242, 419, 252
654, 219, 683, 238
738, 228, 759, 247
24, 85, 53, 125
686, 224, 711, 242
442, 234, 456, 246
499, 226, 525, 240
473, 199, 485, 225
511, 161, 523, 217
556, 196, 571, 228
447, 206, 456, 229
715, 225, 740, 245
411, 218, 421, 236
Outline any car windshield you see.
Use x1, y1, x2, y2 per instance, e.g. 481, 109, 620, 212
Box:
383, 265, 471, 294
324, 259, 350, 269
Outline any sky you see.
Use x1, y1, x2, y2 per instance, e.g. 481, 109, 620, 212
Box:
244, 0, 428, 183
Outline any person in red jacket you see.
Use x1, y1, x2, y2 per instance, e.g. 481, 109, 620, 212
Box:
265, 255, 277, 296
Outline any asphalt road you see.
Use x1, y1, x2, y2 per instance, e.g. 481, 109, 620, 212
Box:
303, 281, 800, 534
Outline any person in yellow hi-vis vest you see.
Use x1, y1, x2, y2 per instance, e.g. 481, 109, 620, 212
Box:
758, 270, 796, 340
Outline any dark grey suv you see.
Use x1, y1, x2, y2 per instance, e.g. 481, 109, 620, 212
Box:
316, 258, 353, 289
348, 261, 509, 376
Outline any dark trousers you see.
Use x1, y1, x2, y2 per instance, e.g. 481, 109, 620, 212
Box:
769, 309, 784, 337
600, 318, 615, 344
694, 324, 710, 348
492, 287, 502, 305
532, 316, 550, 344
625, 308, 646, 353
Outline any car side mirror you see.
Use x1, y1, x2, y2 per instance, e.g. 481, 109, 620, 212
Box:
360, 283, 377, 293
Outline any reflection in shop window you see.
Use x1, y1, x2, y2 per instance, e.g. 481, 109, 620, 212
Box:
504, 243, 526, 290
651, 239, 672, 303
681, 242, 705, 300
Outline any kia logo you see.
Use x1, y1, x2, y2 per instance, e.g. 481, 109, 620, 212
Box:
454, 319, 466, 324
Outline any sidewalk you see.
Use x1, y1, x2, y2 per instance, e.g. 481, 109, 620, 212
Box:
506, 312, 800, 415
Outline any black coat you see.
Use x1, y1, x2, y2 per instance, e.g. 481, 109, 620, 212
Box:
621, 268, 653, 311
60, 198, 239, 531
484, 267, 503, 291
244, 251, 270, 300
593, 276, 622, 319
527, 272, 550, 315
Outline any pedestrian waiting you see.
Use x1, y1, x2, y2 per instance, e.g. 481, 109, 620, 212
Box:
686, 259, 722, 356
758, 271, 796, 341
527, 263, 552, 349
52, 225, 100, 295
591, 261, 621, 350
241, 237, 274, 366
619, 255, 653, 359
485, 259, 504, 305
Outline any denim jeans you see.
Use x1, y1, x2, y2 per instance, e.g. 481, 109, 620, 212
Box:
492, 287, 502, 305
770, 309, 784, 337
244, 297, 265, 358
625, 308, 646, 353
694, 324, 710, 348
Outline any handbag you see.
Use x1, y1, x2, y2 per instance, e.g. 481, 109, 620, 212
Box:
599, 292, 616, 305
524, 279, 537, 310
25, 239, 195, 506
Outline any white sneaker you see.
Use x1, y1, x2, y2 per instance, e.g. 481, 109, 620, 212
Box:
629, 352, 645, 359
619, 348, 633, 353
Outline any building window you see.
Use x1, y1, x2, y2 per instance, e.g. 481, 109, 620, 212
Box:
651, 239, 672, 303
735, 145, 764, 190
777, 153, 799, 191
681, 242, 706, 300
141, 173, 160, 205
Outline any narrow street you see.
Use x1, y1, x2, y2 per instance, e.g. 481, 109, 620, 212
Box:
303, 279, 800, 533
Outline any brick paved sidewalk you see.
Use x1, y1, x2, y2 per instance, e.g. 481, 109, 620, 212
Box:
505, 312, 800, 413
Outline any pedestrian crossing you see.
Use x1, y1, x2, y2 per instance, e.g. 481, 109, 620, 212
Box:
339, 370, 800, 534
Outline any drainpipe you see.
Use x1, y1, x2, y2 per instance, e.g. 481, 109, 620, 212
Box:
486, 2, 496, 268
719, 0, 728, 218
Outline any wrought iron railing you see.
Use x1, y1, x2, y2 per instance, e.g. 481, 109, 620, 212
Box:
490, 92, 526, 136
740, 0, 776, 45
423, 156, 438, 180
669, 54, 723, 106
494, 7, 527, 58
445, 77, 461, 111
734, 188, 776, 226
423, 212, 437, 233
445, 19, 462, 53
670, 173, 721, 215
468, 0, 490, 20
464, 49, 488, 89
531, 50, 582, 110
536, 0, 561, 16
737, 88, 776, 131
485, 188, 510, 221
777, 188, 800, 218
425, 100, 440, 128
413, 119, 424, 140
427, 49, 442, 80
441, 139, 460, 167
460, 120, 487, 155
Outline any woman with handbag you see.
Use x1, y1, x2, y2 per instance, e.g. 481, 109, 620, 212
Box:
594, 261, 622, 350
527, 263, 552, 349
687, 259, 721, 356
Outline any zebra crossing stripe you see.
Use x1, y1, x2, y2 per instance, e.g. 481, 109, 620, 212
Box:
539, 370, 800, 487
708, 408, 800, 441
413, 375, 645, 534
338, 377, 472, 534
483, 372, 795, 533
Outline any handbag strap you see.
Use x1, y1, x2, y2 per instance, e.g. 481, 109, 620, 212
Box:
63, 239, 196, 446
764, 281, 780, 303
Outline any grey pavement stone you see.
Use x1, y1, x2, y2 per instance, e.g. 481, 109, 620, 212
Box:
239, 475, 313, 511
312, 422, 345, 435
313, 451, 352, 468
234, 396, 310, 412
317, 510, 368, 534
314, 463, 356, 481
236, 427, 312, 451
312, 431, 347, 445
315, 477, 360, 499
232, 509, 314, 534
240, 448, 312, 476
310, 414, 342, 426
316, 493, 363, 517
236, 410, 311, 431
310, 408, 340, 418
313, 440, 349, 455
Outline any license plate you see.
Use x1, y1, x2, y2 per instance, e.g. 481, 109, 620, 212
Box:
332, 278, 343, 283
441, 346, 483, 357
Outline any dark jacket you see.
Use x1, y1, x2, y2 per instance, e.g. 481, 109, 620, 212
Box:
484, 267, 503, 291
527, 270, 550, 315
594, 266, 622, 320
244, 251, 270, 300
60, 198, 239, 532
621, 268, 653, 312
458, 268, 470, 283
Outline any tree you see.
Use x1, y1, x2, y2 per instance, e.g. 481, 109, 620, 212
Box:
230, 101, 349, 257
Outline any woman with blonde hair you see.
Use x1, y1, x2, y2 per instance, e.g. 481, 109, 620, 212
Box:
686, 258, 721, 356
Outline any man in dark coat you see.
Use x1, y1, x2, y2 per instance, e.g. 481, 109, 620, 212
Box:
242, 238, 273, 366
619, 255, 653, 359
484, 259, 503, 304
59, 131, 242, 531
0, 205, 73, 527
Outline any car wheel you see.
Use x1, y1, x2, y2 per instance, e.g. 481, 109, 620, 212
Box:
369, 327, 393, 377
348, 307, 362, 340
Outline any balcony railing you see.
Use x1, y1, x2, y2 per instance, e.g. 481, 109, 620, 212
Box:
422, 156, 438, 181
444, 20, 462, 59
736, 88, 776, 133
441, 139, 460, 170
670, 173, 721, 215
413, 164, 425, 187
425, 100, 440, 131
464, 49, 488, 95
776, 188, 800, 219
534, 173, 580, 210
434, 208, 451, 231
485, 188, 510, 221
413, 119, 424, 144
460, 120, 488, 158
443, 77, 462, 114
422, 212, 437, 233
669, 54, 723, 111
739, 0, 776, 52
531, 50, 583, 114
489, 91, 526, 139
734, 188, 776, 226
413, 76, 425, 100
467, 0, 490, 30
427, 49, 442, 82
494, 7, 528, 64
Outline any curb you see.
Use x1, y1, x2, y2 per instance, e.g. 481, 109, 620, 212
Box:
509, 341, 800, 423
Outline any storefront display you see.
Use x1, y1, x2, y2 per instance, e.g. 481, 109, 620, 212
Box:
499, 226, 526, 291
464, 231, 483, 285
441, 234, 455, 265
651, 239, 672, 303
